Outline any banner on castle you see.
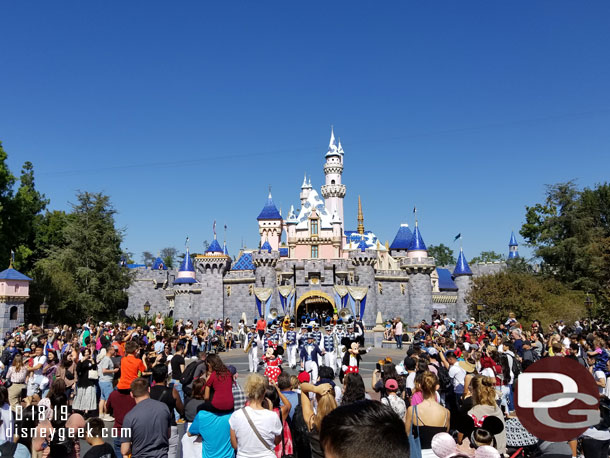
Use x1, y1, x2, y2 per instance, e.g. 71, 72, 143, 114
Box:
278, 286, 295, 314
253, 287, 273, 318
347, 286, 368, 318
333, 285, 350, 312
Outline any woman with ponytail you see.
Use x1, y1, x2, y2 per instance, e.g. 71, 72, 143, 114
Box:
467, 375, 506, 455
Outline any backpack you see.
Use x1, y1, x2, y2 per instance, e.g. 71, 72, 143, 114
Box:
180, 360, 205, 386
436, 365, 453, 393
0, 441, 17, 457
502, 353, 522, 382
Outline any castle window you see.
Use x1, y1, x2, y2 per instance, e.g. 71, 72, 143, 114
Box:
331, 179, 335, 185
310, 219, 318, 235
9, 306, 17, 321
311, 245, 319, 259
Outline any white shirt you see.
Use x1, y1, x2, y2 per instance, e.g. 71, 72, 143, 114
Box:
229, 406, 282, 458
395, 322, 403, 335
406, 372, 416, 390
32, 355, 47, 376
448, 362, 466, 390
0, 403, 13, 441
594, 370, 606, 395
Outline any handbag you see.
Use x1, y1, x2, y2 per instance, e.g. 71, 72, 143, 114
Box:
242, 407, 273, 451
408, 405, 423, 458
88, 369, 99, 380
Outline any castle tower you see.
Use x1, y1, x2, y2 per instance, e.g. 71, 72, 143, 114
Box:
453, 247, 473, 321
0, 261, 31, 335
257, 190, 283, 251
508, 231, 520, 259
401, 221, 435, 324
320, 127, 346, 233
349, 243, 377, 325
389, 223, 413, 258
357, 195, 365, 235
252, 246, 280, 317
191, 233, 231, 321
300, 174, 312, 206
174, 246, 197, 285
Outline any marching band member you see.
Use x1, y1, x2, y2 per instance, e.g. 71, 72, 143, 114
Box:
285, 323, 298, 369
322, 326, 336, 368
300, 333, 323, 382
245, 327, 259, 373
312, 324, 322, 347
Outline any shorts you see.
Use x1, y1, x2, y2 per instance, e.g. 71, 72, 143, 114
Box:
99, 381, 114, 401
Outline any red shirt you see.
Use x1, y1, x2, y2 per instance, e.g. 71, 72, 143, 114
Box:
117, 354, 146, 390
106, 390, 136, 429
205, 371, 234, 410
256, 319, 267, 331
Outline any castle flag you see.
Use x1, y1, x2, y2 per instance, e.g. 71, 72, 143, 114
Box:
454, 233, 461, 242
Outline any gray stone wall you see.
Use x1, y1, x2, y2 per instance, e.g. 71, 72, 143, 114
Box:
126, 268, 175, 318
454, 275, 473, 322
401, 257, 436, 325
0, 300, 25, 336
349, 250, 377, 326
223, 272, 256, 326
376, 279, 410, 324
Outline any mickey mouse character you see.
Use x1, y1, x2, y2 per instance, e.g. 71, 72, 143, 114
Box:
339, 338, 370, 383
262, 345, 284, 384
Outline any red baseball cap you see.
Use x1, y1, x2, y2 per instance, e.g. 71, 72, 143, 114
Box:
298, 371, 310, 383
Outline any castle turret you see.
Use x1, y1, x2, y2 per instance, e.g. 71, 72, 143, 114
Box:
508, 231, 519, 259
321, 127, 346, 232
257, 190, 283, 251
453, 247, 473, 321
349, 245, 377, 326
174, 246, 197, 285
252, 246, 280, 317
401, 221, 435, 325
407, 221, 428, 259
188, 232, 231, 321
389, 223, 413, 258
0, 261, 31, 334
300, 174, 312, 206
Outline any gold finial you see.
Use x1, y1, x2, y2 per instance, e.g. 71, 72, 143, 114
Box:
357, 195, 365, 235
385, 240, 389, 251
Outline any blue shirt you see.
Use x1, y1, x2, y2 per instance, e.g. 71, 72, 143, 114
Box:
0, 440, 31, 458
188, 410, 233, 458
280, 390, 299, 420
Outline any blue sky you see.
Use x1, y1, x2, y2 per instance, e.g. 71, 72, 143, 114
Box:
1, 1, 609, 263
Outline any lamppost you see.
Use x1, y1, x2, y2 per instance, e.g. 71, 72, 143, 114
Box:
261, 276, 266, 287
40, 297, 49, 329
143, 300, 151, 324
476, 300, 485, 323
354, 274, 359, 286
585, 293, 593, 324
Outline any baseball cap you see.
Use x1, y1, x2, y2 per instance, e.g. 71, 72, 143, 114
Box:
227, 365, 237, 376
385, 378, 399, 391
298, 371, 310, 383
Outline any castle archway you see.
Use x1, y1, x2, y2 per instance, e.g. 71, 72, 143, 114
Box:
295, 290, 335, 325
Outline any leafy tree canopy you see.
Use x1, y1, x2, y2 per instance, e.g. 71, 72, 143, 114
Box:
428, 243, 456, 266
470, 251, 505, 264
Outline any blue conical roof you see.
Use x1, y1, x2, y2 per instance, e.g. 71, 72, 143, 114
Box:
408, 223, 427, 251
453, 248, 473, 276
206, 239, 223, 253
152, 257, 167, 270
179, 248, 195, 272
261, 240, 272, 253
223, 241, 229, 256
390, 224, 413, 250
0, 267, 32, 281
509, 231, 518, 247
257, 192, 282, 220
358, 237, 368, 252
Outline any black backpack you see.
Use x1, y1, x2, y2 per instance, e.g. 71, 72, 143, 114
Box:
180, 360, 205, 386
436, 365, 453, 393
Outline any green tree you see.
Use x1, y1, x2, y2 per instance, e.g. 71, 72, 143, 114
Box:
141, 251, 154, 265
470, 251, 505, 264
521, 181, 610, 304
466, 271, 585, 327
32, 192, 131, 322
427, 243, 456, 266
160, 247, 177, 269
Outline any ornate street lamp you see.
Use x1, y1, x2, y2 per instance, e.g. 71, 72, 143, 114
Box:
261, 276, 266, 287
476, 300, 485, 323
40, 297, 49, 329
585, 293, 593, 323
143, 300, 151, 323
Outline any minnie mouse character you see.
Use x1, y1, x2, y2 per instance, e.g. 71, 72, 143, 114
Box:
262, 346, 284, 383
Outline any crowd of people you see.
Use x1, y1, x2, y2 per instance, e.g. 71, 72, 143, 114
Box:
0, 310, 607, 458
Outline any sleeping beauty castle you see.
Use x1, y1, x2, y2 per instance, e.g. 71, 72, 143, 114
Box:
125, 129, 516, 326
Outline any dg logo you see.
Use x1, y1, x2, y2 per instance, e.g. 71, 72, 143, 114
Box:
515, 356, 600, 441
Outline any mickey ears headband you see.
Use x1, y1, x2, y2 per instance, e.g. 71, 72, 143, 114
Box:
457, 413, 504, 437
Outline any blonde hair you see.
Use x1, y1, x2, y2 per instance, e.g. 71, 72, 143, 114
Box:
290, 375, 300, 390
312, 391, 337, 431
12, 354, 23, 372
420, 371, 439, 399
471, 375, 496, 406
244, 373, 268, 401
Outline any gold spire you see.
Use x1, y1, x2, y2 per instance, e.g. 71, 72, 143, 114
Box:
357, 195, 365, 235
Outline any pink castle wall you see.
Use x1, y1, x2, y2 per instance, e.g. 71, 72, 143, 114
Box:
0, 280, 29, 297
